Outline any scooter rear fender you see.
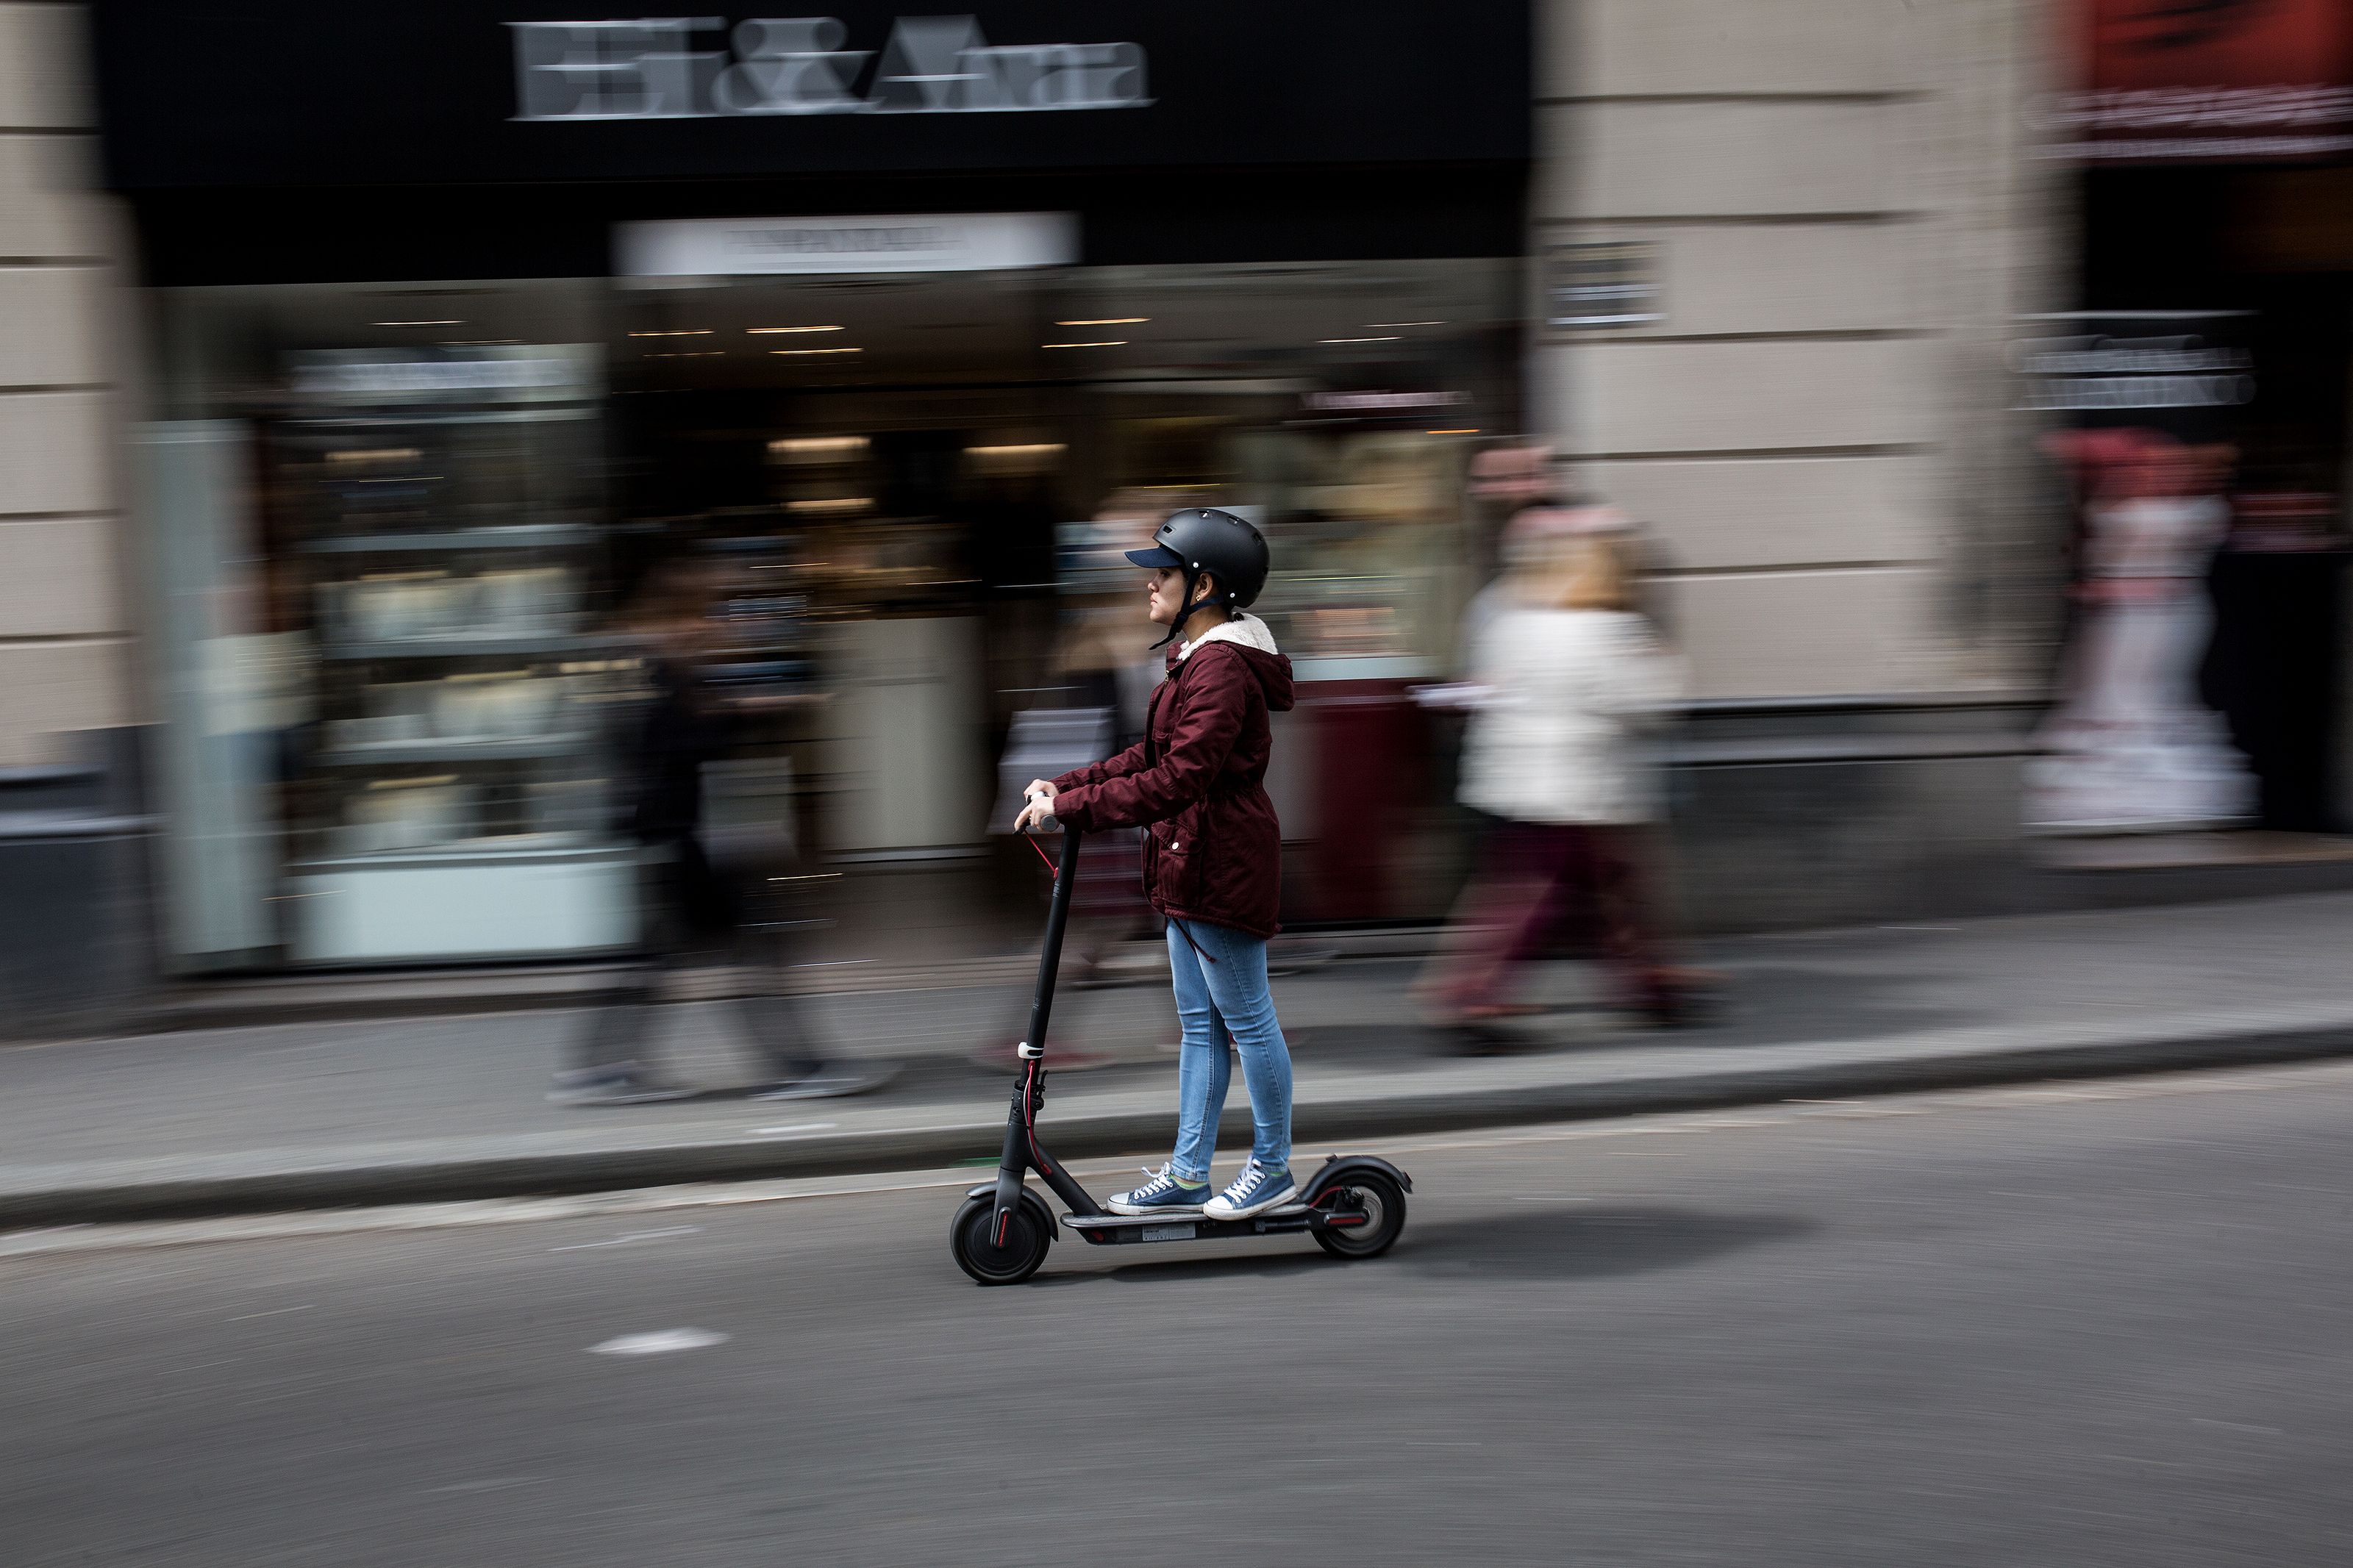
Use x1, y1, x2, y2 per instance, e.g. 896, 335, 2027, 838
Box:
1299, 1153, 1414, 1200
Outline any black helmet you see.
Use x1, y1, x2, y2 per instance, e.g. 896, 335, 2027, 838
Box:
1124, 507, 1271, 610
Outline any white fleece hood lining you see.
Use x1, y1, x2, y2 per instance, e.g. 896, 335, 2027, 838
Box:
1176, 612, 1279, 664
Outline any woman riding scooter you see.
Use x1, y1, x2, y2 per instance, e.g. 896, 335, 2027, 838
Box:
1011, 507, 1300, 1220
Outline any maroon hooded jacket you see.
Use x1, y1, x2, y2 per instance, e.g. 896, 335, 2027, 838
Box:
1049, 634, 1296, 938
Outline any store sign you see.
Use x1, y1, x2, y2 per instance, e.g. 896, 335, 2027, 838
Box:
288, 346, 601, 404
1302, 390, 1468, 412
2013, 333, 2256, 413
616, 210, 1077, 273
512, 17, 1147, 120
91, 1, 1529, 189
1543, 240, 1661, 332
2043, 0, 2353, 161
293, 358, 579, 395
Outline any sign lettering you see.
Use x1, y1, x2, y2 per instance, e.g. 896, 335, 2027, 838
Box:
510, 15, 1150, 121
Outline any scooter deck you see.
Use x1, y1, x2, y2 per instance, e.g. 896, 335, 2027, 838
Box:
1060, 1201, 1332, 1245
1062, 1200, 1313, 1228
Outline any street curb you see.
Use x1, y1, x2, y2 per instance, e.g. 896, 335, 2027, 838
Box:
122, 934, 1434, 1039
4, 1018, 2351, 1230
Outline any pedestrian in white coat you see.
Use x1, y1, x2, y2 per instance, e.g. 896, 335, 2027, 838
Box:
1426, 510, 1694, 1028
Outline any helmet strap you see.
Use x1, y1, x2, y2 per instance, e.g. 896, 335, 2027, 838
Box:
1150, 569, 1229, 650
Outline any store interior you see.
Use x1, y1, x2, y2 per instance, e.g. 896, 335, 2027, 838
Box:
145, 259, 1521, 967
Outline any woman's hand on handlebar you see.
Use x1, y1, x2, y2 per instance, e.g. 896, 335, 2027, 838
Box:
1014, 779, 1060, 833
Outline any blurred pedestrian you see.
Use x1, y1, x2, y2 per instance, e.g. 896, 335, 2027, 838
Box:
1421, 508, 1697, 1036
974, 504, 1167, 1071
1054, 515, 1167, 993
550, 560, 882, 1106
1015, 507, 1303, 1220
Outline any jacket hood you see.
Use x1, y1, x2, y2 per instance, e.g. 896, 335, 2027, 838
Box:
1171, 612, 1293, 711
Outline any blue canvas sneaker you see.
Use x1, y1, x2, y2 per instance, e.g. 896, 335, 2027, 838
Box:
1107, 1164, 1210, 1215
1203, 1159, 1297, 1220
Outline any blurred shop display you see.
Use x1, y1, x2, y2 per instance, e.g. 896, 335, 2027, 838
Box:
138, 258, 1519, 967
2031, 426, 2254, 831
273, 346, 638, 962
2020, 315, 2257, 833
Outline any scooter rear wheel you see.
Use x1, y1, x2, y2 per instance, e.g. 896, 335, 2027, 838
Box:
950, 1194, 1053, 1285
1311, 1172, 1407, 1260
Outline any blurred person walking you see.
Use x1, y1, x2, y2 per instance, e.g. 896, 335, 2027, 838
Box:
974, 507, 1168, 1071
550, 561, 880, 1107
1013, 507, 1303, 1220
1421, 507, 1696, 1037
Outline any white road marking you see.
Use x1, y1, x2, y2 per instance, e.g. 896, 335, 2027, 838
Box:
590, 1328, 728, 1356
749, 1122, 836, 1136
549, 1225, 704, 1253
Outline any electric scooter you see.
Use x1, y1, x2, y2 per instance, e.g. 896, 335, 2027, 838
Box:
949, 825, 1411, 1285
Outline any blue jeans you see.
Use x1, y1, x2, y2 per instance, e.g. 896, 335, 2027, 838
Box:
1166, 919, 1293, 1184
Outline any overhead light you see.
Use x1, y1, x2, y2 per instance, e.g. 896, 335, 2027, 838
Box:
770, 346, 863, 357
1318, 336, 1402, 345
785, 496, 874, 514
1042, 340, 1125, 349
326, 447, 421, 464
438, 338, 524, 346
626, 328, 714, 338
768, 435, 870, 457
372, 318, 463, 328
642, 349, 725, 358
1367, 321, 1446, 328
748, 324, 846, 334
966, 443, 1066, 457
1055, 318, 1149, 326
1426, 428, 1480, 436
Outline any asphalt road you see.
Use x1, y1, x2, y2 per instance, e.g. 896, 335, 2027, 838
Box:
6, 1064, 2351, 1567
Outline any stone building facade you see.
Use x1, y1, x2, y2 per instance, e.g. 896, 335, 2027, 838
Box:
0, 3, 149, 1037
1532, 0, 2069, 926
0, 1, 129, 767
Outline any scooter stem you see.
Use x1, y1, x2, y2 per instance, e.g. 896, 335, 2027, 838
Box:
1021, 826, 1082, 1059
993, 826, 1086, 1239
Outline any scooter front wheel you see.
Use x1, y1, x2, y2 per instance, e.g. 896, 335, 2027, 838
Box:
1312, 1172, 1407, 1260
950, 1193, 1053, 1285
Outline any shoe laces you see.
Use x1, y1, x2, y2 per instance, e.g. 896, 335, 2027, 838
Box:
1131, 1164, 1179, 1198
1225, 1160, 1270, 1198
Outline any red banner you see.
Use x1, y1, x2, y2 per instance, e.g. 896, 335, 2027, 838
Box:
2049, 0, 2353, 162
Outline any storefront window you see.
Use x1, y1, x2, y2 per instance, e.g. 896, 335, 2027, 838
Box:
148, 255, 1518, 965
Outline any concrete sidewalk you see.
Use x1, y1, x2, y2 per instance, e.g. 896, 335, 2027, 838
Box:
7, 890, 2353, 1226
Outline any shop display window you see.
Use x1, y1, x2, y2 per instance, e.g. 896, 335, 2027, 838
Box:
268, 344, 640, 962
146, 258, 1520, 966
